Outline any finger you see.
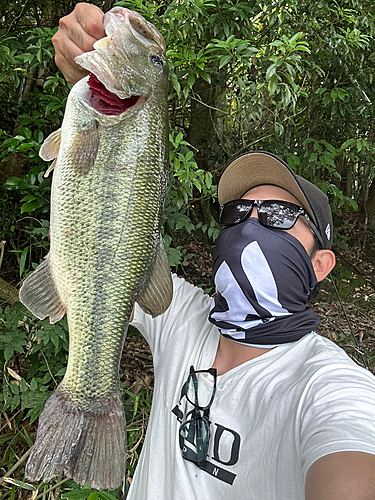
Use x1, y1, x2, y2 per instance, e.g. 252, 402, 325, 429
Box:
54, 44, 88, 84
57, 15, 100, 54
74, 3, 105, 40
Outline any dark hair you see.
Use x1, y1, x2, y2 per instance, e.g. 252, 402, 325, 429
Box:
307, 234, 323, 302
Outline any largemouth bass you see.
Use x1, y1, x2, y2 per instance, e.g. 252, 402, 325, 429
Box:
19, 7, 172, 490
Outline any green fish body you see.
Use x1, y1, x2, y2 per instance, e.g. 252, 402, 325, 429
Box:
20, 8, 171, 490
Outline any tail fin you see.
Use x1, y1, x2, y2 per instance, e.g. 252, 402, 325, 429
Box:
25, 386, 126, 490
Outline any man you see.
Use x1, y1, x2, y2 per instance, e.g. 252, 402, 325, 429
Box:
53, 5, 375, 499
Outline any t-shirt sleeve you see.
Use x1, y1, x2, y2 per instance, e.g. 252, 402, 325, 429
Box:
130, 273, 212, 358
300, 364, 375, 479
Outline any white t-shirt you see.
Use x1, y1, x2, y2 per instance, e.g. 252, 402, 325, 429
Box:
129, 274, 375, 500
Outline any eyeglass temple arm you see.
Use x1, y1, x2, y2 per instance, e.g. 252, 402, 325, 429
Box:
304, 214, 325, 248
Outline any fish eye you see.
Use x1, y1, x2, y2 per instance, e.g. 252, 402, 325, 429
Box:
150, 55, 163, 67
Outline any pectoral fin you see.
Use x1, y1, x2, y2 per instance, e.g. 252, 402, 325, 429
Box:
44, 158, 57, 178
40, 128, 62, 178
71, 121, 99, 175
136, 238, 173, 318
39, 129, 62, 161
19, 253, 66, 324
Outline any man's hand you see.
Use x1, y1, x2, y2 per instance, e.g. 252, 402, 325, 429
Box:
52, 3, 105, 84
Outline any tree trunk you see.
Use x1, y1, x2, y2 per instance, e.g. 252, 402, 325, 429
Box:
365, 178, 375, 231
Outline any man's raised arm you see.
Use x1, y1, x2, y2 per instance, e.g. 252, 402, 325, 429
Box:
305, 451, 375, 500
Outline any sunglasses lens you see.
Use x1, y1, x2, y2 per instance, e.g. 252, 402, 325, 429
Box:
219, 200, 253, 225
258, 201, 300, 229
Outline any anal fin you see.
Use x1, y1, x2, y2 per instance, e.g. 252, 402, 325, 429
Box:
19, 253, 66, 324
136, 237, 173, 318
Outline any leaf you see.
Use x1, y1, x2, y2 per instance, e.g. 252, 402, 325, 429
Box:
170, 73, 180, 94
4, 345, 14, 361
3, 177, 22, 187
341, 139, 354, 150
19, 127, 32, 139
182, 85, 190, 99
167, 246, 183, 268
21, 200, 39, 213
34, 129, 44, 143
175, 133, 183, 148
20, 194, 38, 203
19, 247, 29, 277
219, 54, 231, 69
271, 40, 285, 47
187, 72, 195, 88
54, 367, 66, 377
266, 62, 276, 81
62, 489, 95, 500
268, 74, 278, 95
289, 32, 303, 44
295, 44, 311, 53
20, 378, 28, 393
3, 478, 36, 491
200, 71, 211, 84
98, 492, 119, 500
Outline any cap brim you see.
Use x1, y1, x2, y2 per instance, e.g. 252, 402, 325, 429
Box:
217, 151, 316, 223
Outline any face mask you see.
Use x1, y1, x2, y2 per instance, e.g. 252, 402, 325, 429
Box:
208, 218, 320, 346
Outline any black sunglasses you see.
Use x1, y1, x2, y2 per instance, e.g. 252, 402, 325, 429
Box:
218, 199, 324, 247
179, 365, 217, 468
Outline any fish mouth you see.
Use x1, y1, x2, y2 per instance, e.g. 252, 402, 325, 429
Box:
75, 7, 166, 107
104, 7, 166, 54
87, 73, 145, 115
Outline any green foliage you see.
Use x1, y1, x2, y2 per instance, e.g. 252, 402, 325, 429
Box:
0, 25, 69, 277
0, 302, 68, 422
62, 488, 119, 500
114, 0, 375, 235
161, 132, 218, 268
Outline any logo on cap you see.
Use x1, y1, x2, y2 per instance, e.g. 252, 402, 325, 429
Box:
325, 223, 331, 241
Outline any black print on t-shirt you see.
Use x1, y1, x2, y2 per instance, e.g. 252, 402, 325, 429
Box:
172, 405, 241, 485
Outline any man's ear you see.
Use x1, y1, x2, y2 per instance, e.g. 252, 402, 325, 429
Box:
311, 250, 336, 282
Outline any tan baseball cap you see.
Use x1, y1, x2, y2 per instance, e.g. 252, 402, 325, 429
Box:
217, 151, 333, 249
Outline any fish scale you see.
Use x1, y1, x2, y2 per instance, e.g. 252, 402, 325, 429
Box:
19, 7, 172, 490
53, 109, 164, 399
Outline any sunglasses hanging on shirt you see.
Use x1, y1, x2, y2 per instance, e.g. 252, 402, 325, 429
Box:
179, 365, 217, 468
